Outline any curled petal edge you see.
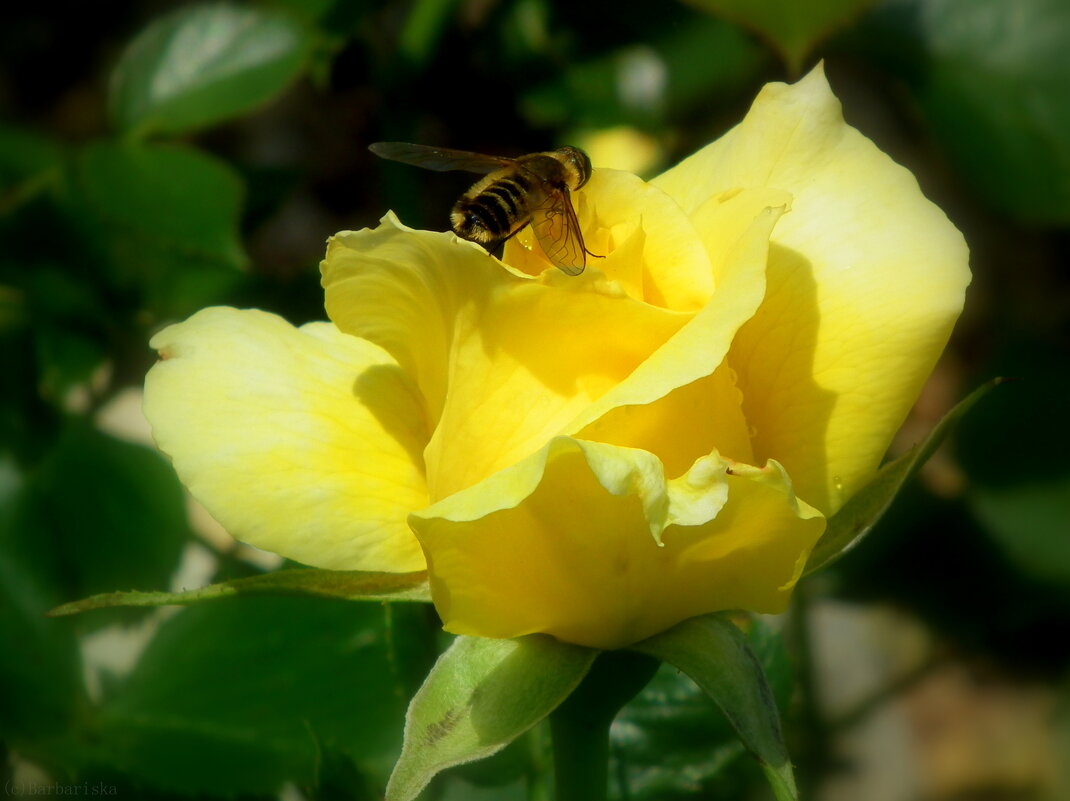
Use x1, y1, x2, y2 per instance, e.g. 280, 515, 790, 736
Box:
410, 436, 825, 649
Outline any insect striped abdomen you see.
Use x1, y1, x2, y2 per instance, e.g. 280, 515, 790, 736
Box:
451, 173, 542, 244
484, 181, 522, 218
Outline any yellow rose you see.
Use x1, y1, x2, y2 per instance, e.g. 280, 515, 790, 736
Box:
143, 66, 969, 649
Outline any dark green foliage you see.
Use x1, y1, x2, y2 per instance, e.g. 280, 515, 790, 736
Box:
861, 0, 1070, 224
614, 617, 793, 800
1, 0, 1067, 798
109, 4, 313, 137
88, 597, 413, 795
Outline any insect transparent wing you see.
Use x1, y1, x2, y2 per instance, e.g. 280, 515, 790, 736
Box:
368, 142, 514, 175
529, 190, 586, 276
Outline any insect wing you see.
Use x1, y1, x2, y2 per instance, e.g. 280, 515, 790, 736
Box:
368, 142, 514, 175
530, 189, 586, 276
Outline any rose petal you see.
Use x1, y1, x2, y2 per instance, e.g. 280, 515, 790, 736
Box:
568, 188, 794, 475
565, 200, 787, 436
321, 217, 483, 428
144, 307, 428, 571
322, 215, 689, 501
411, 437, 824, 649
505, 169, 715, 310
655, 64, 970, 514
576, 364, 754, 479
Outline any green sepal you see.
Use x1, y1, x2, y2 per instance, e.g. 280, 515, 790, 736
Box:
631, 613, 797, 801
47, 568, 431, 617
386, 634, 598, 801
803, 377, 1006, 576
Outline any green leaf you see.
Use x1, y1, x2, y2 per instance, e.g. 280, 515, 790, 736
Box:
0, 458, 86, 745
92, 597, 416, 795
73, 139, 245, 269
33, 325, 106, 403
448, 736, 534, 791
34, 422, 191, 603
0, 125, 63, 215
522, 15, 763, 132
269, 0, 338, 25
969, 477, 1070, 586
862, 0, 1070, 223
50, 567, 431, 617
682, 0, 875, 72
804, 378, 1006, 577
387, 635, 597, 801
632, 614, 796, 801
398, 0, 463, 69
614, 663, 750, 799
23, 266, 110, 404
109, 3, 312, 137
0, 125, 63, 186
955, 359, 1070, 587
920, 0, 1070, 223
67, 140, 245, 316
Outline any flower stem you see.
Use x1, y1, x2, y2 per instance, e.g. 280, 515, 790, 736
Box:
548, 650, 659, 801
785, 580, 827, 799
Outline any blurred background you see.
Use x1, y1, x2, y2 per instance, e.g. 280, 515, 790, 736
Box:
1, 1, 1068, 799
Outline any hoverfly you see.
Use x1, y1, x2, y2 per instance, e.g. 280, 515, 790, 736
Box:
368, 142, 596, 275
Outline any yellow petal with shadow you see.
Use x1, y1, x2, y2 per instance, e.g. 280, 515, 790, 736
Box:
411, 437, 825, 649
577, 363, 754, 479
143, 307, 428, 571
655, 64, 970, 514
570, 187, 794, 476
506, 170, 714, 310
322, 214, 691, 502
565, 200, 788, 441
